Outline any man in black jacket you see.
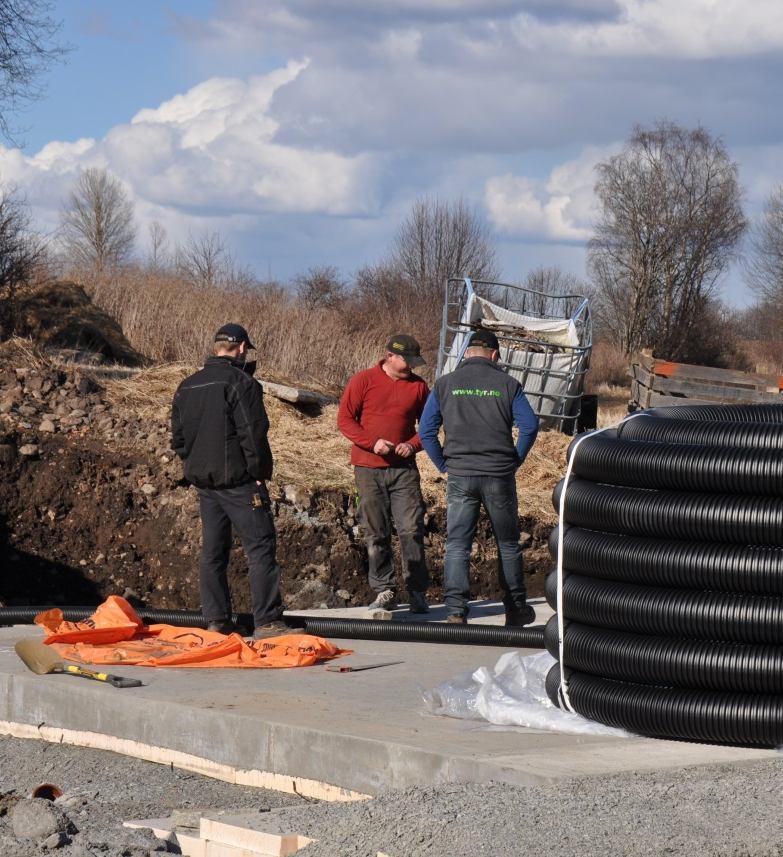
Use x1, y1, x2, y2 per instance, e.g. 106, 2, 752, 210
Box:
171, 323, 286, 639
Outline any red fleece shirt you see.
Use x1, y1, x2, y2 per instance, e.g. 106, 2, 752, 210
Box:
337, 361, 430, 468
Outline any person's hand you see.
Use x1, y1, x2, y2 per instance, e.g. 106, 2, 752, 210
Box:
395, 442, 414, 458
373, 439, 395, 456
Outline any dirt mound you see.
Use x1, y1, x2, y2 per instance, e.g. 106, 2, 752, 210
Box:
13, 282, 146, 366
0, 346, 566, 612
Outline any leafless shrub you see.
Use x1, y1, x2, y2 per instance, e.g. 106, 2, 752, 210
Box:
589, 121, 746, 361
0, 184, 44, 336
0, 0, 66, 141
586, 340, 629, 389
175, 230, 254, 291
746, 185, 783, 305
60, 167, 136, 271
295, 265, 346, 310
146, 220, 170, 271
391, 196, 498, 305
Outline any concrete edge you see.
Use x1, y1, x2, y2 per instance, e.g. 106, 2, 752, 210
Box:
0, 719, 371, 803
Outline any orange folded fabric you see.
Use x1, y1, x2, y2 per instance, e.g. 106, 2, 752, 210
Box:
35, 596, 351, 668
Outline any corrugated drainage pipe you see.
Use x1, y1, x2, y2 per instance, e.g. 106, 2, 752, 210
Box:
548, 403, 783, 745
0, 606, 546, 649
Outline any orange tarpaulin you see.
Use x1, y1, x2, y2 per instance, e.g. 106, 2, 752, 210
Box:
35, 596, 351, 669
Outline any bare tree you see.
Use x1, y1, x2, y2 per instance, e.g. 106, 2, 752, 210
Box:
0, 0, 66, 140
588, 121, 746, 360
146, 220, 169, 270
294, 265, 345, 310
746, 185, 783, 306
60, 167, 136, 271
175, 230, 253, 290
391, 196, 498, 304
517, 266, 590, 317
0, 185, 43, 335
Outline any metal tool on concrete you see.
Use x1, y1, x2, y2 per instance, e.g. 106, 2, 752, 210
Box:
325, 660, 404, 672
14, 639, 143, 688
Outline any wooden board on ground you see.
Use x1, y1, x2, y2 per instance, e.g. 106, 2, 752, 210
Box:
200, 813, 313, 856
259, 379, 335, 406
629, 350, 783, 411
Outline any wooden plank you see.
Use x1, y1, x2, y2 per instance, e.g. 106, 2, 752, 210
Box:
259, 379, 335, 406
649, 376, 783, 403
633, 350, 783, 391
652, 361, 783, 390
199, 816, 312, 856
647, 392, 738, 408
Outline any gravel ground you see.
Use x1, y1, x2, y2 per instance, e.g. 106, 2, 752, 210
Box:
3, 736, 783, 856
0, 736, 304, 856
278, 758, 783, 857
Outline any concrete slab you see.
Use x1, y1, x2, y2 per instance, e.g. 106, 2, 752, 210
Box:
0, 618, 774, 799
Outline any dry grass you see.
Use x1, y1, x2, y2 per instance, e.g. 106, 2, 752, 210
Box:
0, 336, 53, 371
77, 266, 428, 393
101, 360, 570, 518
595, 382, 631, 427
102, 363, 190, 421
587, 340, 630, 389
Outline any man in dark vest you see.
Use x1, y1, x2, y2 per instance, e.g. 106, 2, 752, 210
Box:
171, 323, 286, 639
419, 329, 538, 626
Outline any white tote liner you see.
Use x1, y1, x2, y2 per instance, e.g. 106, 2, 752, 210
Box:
441, 294, 584, 421
421, 650, 629, 737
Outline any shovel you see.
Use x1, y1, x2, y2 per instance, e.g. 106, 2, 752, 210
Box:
15, 639, 143, 688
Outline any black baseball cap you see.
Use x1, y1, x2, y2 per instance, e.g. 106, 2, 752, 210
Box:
215, 323, 255, 349
386, 334, 425, 368
468, 329, 500, 351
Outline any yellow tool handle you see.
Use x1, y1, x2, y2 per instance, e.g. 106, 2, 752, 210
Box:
65, 664, 108, 681
63, 665, 142, 688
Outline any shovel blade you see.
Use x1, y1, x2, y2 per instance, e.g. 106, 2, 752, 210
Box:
15, 639, 63, 676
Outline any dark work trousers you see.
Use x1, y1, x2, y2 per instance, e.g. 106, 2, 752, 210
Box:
444, 473, 527, 618
354, 465, 429, 595
197, 482, 283, 627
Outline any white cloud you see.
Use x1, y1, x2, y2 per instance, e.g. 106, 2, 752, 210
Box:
485, 146, 616, 241
513, 0, 783, 59
0, 58, 379, 247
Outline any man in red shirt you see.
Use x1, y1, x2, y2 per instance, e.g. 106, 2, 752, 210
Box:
337, 334, 430, 613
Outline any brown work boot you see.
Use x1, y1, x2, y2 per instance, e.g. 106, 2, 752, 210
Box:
445, 614, 467, 624
252, 620, 289, 640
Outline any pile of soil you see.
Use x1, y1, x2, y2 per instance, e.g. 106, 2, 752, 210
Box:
0, 339, 557, 614
12, 282, 146, 367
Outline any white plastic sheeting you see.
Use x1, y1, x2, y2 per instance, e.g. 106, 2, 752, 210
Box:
421, 650, 630, 737
441, 294, 586, 423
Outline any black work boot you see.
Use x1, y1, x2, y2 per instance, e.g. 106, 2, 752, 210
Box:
207, 619, 235, 635
505, 604, 536, 627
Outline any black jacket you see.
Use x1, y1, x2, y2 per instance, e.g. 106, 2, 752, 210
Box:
171, 356, 273, 489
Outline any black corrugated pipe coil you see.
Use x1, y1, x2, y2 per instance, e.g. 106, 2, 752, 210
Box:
547, 403, 783, 745
0, 606, 545, 649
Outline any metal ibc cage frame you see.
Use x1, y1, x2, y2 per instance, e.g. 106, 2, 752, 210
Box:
436, 277, 593, 432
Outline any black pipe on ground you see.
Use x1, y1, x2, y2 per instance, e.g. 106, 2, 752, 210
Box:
0, 606, 546, 649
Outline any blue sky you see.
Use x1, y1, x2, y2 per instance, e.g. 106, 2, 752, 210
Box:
3, 0, 783, 304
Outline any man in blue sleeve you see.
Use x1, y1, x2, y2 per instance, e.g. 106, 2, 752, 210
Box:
419, 329, 539, 626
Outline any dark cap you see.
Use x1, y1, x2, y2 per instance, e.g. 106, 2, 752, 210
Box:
215, 323, 255, 349
468, 328, 500, 351
386, 334, 425, 368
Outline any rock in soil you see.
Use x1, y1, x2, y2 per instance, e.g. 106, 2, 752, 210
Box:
10, 798, 70, 841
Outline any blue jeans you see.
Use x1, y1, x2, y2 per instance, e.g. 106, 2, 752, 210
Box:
444, 474, 527, 618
